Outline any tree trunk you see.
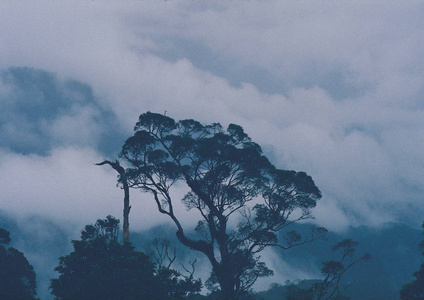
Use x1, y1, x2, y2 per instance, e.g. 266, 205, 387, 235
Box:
216, 266, 237, 300
122, 177, 130, 243
95, 160, 131, 243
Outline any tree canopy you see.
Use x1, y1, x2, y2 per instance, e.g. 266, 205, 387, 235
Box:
400, 221, 424, 300
119, 112, 326, 299
0, 227, 38, 300
310, 239, 371, 300
50, 216, 160, 300
50, 215, 201, 300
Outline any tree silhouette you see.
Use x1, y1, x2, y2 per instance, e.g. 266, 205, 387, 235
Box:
95, 160, 131, 243
400, 221, 424, 300
311, 239, 371, 300
50, 216, 201, 300
147, 238, 202, 299
0, 227, 38, 300
50, 216, 160, 300
118, 112, 326, 299
282, 239, 370, 300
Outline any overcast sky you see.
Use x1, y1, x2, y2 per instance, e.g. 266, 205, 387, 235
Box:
1, 1, 424, 236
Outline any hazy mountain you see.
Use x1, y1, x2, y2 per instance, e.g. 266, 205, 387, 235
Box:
1, 212, 422, 299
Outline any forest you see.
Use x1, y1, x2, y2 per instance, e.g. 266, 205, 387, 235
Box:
1, 112, 423, 299
2, 2, 424, 299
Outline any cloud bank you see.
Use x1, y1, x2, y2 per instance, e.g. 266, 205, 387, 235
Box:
0, 1, 423, 235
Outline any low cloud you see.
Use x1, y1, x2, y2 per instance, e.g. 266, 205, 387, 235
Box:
254, 248, 321, 292
0, 147, 179, 233
0, 2, 423, 233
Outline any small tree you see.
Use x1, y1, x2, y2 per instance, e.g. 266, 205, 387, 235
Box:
400, 222, 424, 300
50, 216, 160, 300
311, 239, 371, 300
50, 216, 201, 300
148, 238, 202, 299
0, 227, 38, 300
119, 112, 327, 299
284, 239, 370, 300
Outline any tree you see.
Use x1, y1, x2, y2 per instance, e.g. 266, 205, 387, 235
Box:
400, 222, 424, 300
118, 112, 327, 299
50, 216, 160, 300
282, 239, 370, 300
311, 239, 371, 300
147, 238, 202, 299
0, 227, 38, 300
95, 160, 131, 243
50, 216, 201, 300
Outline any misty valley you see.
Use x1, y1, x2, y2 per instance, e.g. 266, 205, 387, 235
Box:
1, 112, 424, 300
2, 2, 424, 297
1, 212, 423, 299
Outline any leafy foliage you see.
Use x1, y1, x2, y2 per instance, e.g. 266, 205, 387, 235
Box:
400, 263, 424, 300
147, 238, 202, 299
282, 239, 370, 300
50, 216, 201, 300
0, 227, 38, 300
119, 112, 326, 299
50, 216, 159, 300
0, 227, 11, 244
400, 221, 424, 300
